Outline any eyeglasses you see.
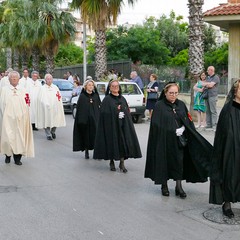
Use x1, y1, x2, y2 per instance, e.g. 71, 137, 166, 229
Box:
168, 92, 178, 96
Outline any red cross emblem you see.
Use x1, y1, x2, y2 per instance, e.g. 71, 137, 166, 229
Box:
56, 91, 61, 101
25, 93, 30, 106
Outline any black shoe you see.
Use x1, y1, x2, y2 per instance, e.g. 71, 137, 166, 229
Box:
85, 150, 89, 159
175, 187, 187, 199
32, 124, 38, 131
119, 161, 128, 173
51, 133, 56, 139
109, 160, 116, 171
15, 161, 22, 166
161, 184, 170, 196
222, 205, 234, 218
47, 136, 53, 140
5, 156, 11, 164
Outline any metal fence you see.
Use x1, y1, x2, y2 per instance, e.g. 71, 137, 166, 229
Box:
53, 60, 132, 82
133, 65, 228, 95
53, 62, 228, 95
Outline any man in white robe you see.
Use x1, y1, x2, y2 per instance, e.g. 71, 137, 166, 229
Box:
36, 73, 66, 140
27, 71, 42, 131
0, 71, 34, 165
0, 68, 13, 88
19, 68, 32, 88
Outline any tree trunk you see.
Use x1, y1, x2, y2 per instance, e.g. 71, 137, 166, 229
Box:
13, 49, 20, 72
21, 48, 29, 71
188, 0, 204, 119
6, 48, 12, 69
45, 49, 55, 75
95, 29, 107, 81
32, 46, 40, 72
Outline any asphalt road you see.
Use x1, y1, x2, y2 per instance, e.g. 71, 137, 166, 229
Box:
0, 115, 239, 240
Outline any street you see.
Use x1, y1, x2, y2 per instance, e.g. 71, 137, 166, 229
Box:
0, 114, 239, 240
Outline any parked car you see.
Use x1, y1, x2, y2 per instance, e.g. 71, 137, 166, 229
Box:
71, 81, 146, 123
52, 79, 74, 113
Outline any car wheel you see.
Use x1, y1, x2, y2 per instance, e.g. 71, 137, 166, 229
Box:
72, 105, 77, 119
132, 115, 142, 123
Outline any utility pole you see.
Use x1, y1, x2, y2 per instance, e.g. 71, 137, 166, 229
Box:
83, 21, 87, 82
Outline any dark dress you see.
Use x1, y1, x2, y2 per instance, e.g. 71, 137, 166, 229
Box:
93, 93, 142, 160
209, 100, 240, 204
144, 98, 213, 184
73, 90, 101, 151
146, 81, 159, 110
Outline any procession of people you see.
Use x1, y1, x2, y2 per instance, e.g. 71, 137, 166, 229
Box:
0, 67, 239, 220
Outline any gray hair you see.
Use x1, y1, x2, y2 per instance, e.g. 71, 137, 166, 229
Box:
31, 70, 39, 76
8, 71, 20, 79
44, 73, 53, 80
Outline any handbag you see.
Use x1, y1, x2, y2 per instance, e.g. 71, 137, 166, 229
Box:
147, 92, 158, 100
200, 88, 208, 100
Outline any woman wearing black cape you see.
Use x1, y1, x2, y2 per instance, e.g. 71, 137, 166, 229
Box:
73, 79, 101, 159
209, 79, 240, 218
93, 80, 142, 173
144, 82, 212, 198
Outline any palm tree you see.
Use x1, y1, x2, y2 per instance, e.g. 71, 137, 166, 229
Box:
35, 0, 76, 73
188, 0, 204, 115
70, 0, 137, 80
0, 0, 13, 69
0, 0, 76, 74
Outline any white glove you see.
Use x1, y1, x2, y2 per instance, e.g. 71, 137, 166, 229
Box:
119, 112, 125, 119
176, 125, 185, 136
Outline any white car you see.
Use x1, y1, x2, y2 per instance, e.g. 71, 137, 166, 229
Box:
71, 81, 146, 123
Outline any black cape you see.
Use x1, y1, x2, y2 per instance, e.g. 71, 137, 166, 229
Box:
144, 98, 213, 184
93, 94, 142, 160
73, 90, 101, 151
209, 100, 240, 204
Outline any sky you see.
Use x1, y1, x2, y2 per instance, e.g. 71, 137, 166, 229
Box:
118, 0, 228, 24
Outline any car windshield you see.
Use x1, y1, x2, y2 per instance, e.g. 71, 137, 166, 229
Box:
121, 84, 141, 94
53, 80, 73, 91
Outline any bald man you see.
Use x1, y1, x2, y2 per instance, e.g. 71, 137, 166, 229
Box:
205, 66, 220, 130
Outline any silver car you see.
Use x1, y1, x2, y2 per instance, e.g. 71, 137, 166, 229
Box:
52, 79, 74, 113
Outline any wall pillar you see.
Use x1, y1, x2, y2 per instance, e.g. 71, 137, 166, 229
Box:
228, 23, 240, 91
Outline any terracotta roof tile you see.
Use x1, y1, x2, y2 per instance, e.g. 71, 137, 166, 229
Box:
204, 3, 240, 16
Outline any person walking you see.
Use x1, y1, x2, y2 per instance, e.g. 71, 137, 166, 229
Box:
0, 71, 34, 165
93, 80, 142, 173
27, 71, 42, 131
205, 66, 220, 130
209, 79, 240, 219
193, 71, 207, 128
73, 79, 101, 159
19, 68, 32, 88
35, 73, 66, 140
0, 68, 13, 88
145, 82, 212, 198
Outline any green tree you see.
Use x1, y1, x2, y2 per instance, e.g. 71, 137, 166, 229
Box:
103, 23, 170, 65
203, 23, 217, 52
156, 11, 189, 57
169, 49, 188, 66
70, 0, 137, 80
0, 0, 76, 73
32, 0, 76, 73
204, 42, 228, 71
55, 43, 84, 66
